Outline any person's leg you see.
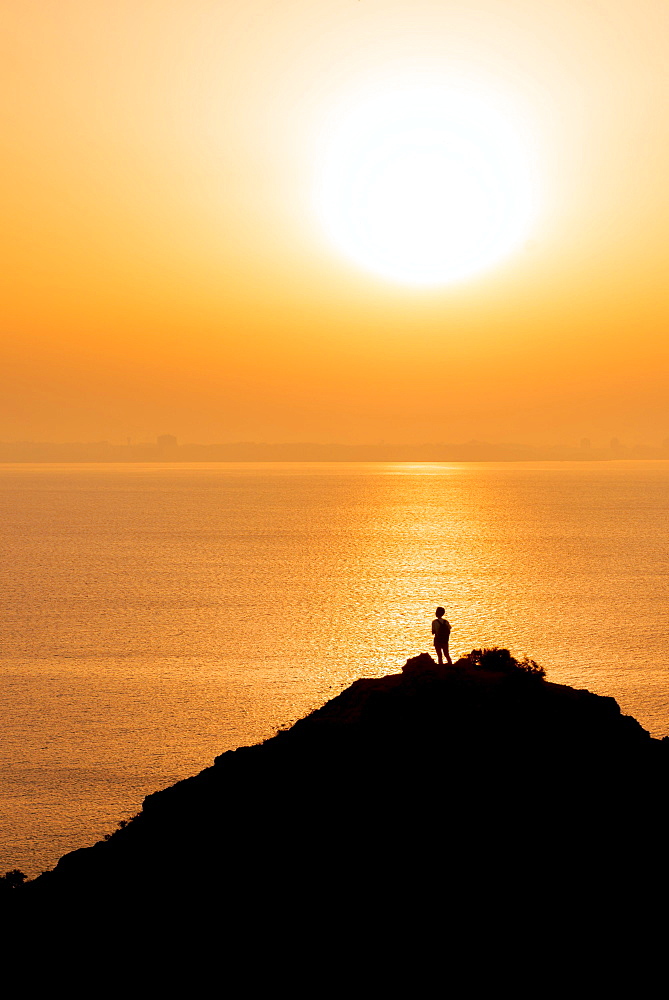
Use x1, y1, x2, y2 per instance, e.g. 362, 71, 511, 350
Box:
434, 641, 443, 665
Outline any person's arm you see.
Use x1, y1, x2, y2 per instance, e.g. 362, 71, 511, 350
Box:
431, 620, 438, 636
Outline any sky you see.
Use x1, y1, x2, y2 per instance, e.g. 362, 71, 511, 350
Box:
2, 0, 668, 446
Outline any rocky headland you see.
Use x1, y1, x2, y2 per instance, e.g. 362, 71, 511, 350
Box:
5, 647, 668, 963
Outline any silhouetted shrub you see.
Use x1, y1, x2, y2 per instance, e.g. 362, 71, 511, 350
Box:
0, 869, 27, 893
463, 647, 546, 680
103, 815, 140, 841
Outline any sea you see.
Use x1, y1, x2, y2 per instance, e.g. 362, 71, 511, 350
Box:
1, 461, 668, 876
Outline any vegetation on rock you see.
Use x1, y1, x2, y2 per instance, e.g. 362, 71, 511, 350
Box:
461, 645, 546, 679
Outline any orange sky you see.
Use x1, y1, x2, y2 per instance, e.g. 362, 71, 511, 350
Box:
2, 1, 668, 446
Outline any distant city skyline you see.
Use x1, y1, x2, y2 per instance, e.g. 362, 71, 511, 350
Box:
2, 433, 668, 463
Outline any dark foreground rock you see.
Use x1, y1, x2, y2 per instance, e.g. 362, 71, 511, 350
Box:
6, 651, 668, 976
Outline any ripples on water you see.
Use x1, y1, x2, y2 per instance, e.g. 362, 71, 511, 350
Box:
1, 461, 668, 874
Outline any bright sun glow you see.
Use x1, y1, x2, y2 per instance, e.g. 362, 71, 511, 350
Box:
317, 85, 537, 286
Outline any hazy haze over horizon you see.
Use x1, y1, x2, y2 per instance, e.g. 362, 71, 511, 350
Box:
2, 1, 668, 445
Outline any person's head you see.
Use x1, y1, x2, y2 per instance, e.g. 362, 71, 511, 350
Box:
435, 606, 445, 618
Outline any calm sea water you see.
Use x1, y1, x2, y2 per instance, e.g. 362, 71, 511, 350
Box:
1, 461, 668, 875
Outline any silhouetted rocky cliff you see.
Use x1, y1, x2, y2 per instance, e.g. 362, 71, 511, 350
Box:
7, 649, 668, 973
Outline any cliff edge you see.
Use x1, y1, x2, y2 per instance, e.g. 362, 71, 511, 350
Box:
8, 648, 668, 959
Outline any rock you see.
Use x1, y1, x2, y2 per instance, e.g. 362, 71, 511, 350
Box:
8, 647, 668, 968
401, 651, 446, 678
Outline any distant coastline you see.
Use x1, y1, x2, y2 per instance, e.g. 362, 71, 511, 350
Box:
2, 439, 669, 463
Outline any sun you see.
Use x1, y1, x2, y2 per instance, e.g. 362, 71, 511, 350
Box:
317, 85, 537, 287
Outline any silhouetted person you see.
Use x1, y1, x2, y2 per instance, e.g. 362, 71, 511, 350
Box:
432, 607, 452, 665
